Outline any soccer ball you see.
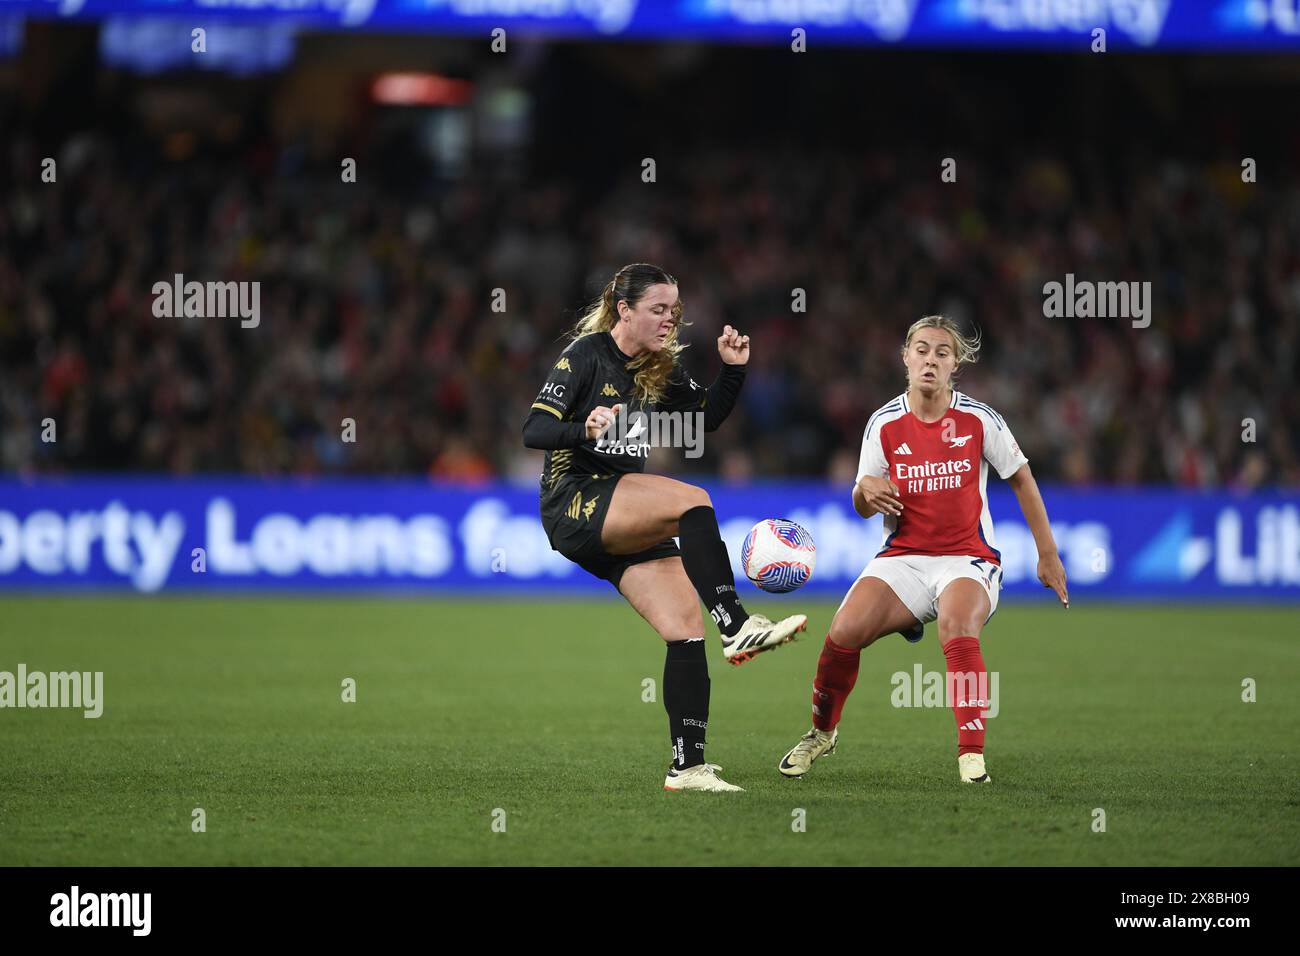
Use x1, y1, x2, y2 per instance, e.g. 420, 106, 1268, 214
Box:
741, 519, 816, 593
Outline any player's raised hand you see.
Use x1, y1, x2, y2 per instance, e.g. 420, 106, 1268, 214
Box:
857, 476, 903, 517
717, 325, 750, 365
585, 404, 622, 441
1038, 551, 1069, 608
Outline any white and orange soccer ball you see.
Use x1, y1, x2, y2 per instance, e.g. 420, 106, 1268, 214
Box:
741, 519, 816, 593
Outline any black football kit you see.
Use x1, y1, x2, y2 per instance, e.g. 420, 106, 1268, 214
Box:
521, 328, 766, 773
521, 330, 745, 586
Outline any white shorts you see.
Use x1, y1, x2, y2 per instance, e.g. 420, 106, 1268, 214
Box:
845, 554, 1002, 626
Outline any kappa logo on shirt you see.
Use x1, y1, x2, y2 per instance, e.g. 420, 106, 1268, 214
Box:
601, 383, 620, 397
566, 492, 600, 521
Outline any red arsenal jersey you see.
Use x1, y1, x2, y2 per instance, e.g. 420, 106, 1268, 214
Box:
854, 390, 1028, 564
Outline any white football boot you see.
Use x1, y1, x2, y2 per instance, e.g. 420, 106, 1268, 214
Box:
958, 752, 991, 783
778, 727, 838, 777
722, 613, 809, 666
663, 763, 745, 793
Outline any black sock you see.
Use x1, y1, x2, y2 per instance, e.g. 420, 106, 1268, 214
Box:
678, 505, 748, 638
664, 639, 710, 769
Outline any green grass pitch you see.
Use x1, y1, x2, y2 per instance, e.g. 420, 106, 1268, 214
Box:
1, 596, 1297, 866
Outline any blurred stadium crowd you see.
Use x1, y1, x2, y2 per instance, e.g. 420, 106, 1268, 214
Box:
1, 70, 1297, 489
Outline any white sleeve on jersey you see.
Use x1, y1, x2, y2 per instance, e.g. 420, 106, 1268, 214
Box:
854, 420, 889, 489
974, 404, 1029, 479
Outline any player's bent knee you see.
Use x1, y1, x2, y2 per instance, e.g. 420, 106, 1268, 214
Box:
682, 484, 711, 513
684, 603, 706, 636
644, 596, 706, 643
939, 619, 983, 643
661, 617, 704, 642
827, 618, 872, 651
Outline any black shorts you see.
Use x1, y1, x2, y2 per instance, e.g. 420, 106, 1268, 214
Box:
540, 473, 681, 589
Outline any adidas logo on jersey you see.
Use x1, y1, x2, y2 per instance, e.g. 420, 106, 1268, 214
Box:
893, 443, 913, 455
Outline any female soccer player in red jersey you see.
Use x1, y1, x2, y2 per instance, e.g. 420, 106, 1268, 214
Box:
777, 315, 1069, 783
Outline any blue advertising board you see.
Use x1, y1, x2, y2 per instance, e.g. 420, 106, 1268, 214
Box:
4, 0, 1300, 51
0, 477, 1295, 599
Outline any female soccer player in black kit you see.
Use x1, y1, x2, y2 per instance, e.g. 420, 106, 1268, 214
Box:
522, 263, 807, 792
